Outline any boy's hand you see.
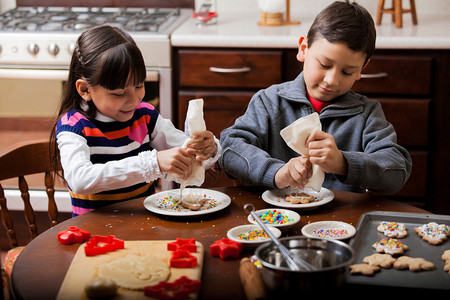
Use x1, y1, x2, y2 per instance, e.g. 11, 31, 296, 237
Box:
275, 156, 312, 189
186, 130, 217, 161
306, 130, 347, 175
157, 147, 196, 180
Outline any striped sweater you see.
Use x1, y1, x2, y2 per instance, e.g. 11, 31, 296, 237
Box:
56, 101, 159, 216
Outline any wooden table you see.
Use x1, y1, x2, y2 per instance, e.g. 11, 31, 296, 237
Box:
10, 186, 431, 299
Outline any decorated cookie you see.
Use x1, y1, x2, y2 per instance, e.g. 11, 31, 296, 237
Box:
414, 222, 450, 245
393, 256, 434, 272
372, 238, 408, 255
349, 263, 381, 276
377, 221, 408, 238
173, 194, 207, 211
285, 192, 315, 204
363, 253, 397, 268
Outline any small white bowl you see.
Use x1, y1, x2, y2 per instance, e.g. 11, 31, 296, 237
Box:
301, 221, 356, 240
227, 224, 281, 248
247, 208, 300, 232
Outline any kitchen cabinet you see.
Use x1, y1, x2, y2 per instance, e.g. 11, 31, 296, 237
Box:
173, 47, 450, 214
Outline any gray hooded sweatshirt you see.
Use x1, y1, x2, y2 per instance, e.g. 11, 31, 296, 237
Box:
219, 72, 412, 195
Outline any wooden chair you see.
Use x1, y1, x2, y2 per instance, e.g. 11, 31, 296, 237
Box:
377, 0, 417, 28
0, 139, 62, 298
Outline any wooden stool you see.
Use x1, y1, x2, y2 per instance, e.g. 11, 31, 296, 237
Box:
376, 0, 417, 28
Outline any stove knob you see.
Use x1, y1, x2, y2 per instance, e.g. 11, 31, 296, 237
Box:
68, 42, 76, 54
48, 43, 60, 56
27, 43, 39, 55
0, 45, 2, 55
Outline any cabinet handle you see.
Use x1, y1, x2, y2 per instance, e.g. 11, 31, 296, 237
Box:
209, 66, 251, 73
361, 72, 388, 79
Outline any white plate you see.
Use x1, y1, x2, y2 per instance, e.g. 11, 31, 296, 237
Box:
227, 224, 281, 248
143, 188, 231, 217
262, 187, 334, 210
247, 208, 300, 232
301, 221, 356, 240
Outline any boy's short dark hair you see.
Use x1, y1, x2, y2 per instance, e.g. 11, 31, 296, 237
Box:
307, 0, 376, 64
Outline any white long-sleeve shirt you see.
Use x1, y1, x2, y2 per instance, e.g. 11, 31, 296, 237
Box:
57, 113, 221, 195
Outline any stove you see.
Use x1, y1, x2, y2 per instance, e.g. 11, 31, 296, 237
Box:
0, 6, 192, 67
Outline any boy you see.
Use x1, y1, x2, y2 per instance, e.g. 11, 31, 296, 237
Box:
219, 0, 411, 194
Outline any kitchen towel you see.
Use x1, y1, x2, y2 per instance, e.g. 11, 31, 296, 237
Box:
280, 112, 324, 191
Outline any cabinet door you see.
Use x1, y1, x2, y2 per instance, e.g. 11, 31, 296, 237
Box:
178, 91, 253, 138
378, 98, 430, 147
395, 151, 428, 198
353, 55, 432, 96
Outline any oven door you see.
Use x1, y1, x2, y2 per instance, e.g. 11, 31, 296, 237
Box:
0, 68, 162, 121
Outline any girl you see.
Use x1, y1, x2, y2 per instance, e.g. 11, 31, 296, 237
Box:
50, 25, 220, 216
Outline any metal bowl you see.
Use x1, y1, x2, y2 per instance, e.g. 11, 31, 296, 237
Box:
254, 236, 354, 295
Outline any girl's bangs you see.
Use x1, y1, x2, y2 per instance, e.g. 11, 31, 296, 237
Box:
97, 43, 146, 90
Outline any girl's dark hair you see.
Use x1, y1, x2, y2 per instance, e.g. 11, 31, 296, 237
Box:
307, 0, 376, 65
49, 25, 146, 176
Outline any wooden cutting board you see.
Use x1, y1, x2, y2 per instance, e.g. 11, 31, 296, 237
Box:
57, 240, 204, 300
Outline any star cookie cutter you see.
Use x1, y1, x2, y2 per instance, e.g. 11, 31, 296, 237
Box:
84, 235, 124, 256
167, 238, 197, 252
210, 238, 242, 260
170, 249, 198, 268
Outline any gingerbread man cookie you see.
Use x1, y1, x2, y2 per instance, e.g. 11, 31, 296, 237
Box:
285, 192, 315, 204
414, 222, 450, 245
442, 249, 450, 274
377, 221, 408, 238
362, 253, 397, 269
174, 194, 207, 211
372, 238, 408, 255
349, 263, 381, 276
393, 256, 434, 272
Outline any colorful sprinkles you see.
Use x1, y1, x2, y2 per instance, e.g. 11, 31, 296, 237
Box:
255, 210, 294, 225
379, 221, 407, 237
237, 229, 270, 241
311, 228, 348, 238
155, 195, 219, 212
417, 222, 449, 239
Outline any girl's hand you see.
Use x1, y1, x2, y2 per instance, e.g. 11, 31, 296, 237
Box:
156, 147, 196, 180
274, 156, 312, 189
186, 130, 217, 161
306, 130, 347, 175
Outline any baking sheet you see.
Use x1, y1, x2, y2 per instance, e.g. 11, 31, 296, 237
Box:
346, 211, 450, 290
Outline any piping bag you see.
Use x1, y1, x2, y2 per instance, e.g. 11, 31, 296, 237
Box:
166, 99, 206, 189
280, 112, 324, 192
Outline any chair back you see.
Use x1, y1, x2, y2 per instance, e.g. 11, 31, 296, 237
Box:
0, 139, 60, 249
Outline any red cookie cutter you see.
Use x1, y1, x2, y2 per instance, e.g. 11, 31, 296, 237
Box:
57, 226, 91, 245
144, 276, 201, 300
167, 238, 197, 253
84, 235, 124, 256
210, 238, 242, 260
170, 249, 198, 268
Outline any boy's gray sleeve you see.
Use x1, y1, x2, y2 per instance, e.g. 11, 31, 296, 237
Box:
340, 102, 412, 195
219, 95, 284, 188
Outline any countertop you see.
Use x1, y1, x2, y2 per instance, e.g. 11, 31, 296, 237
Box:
171, 1, 450, 50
